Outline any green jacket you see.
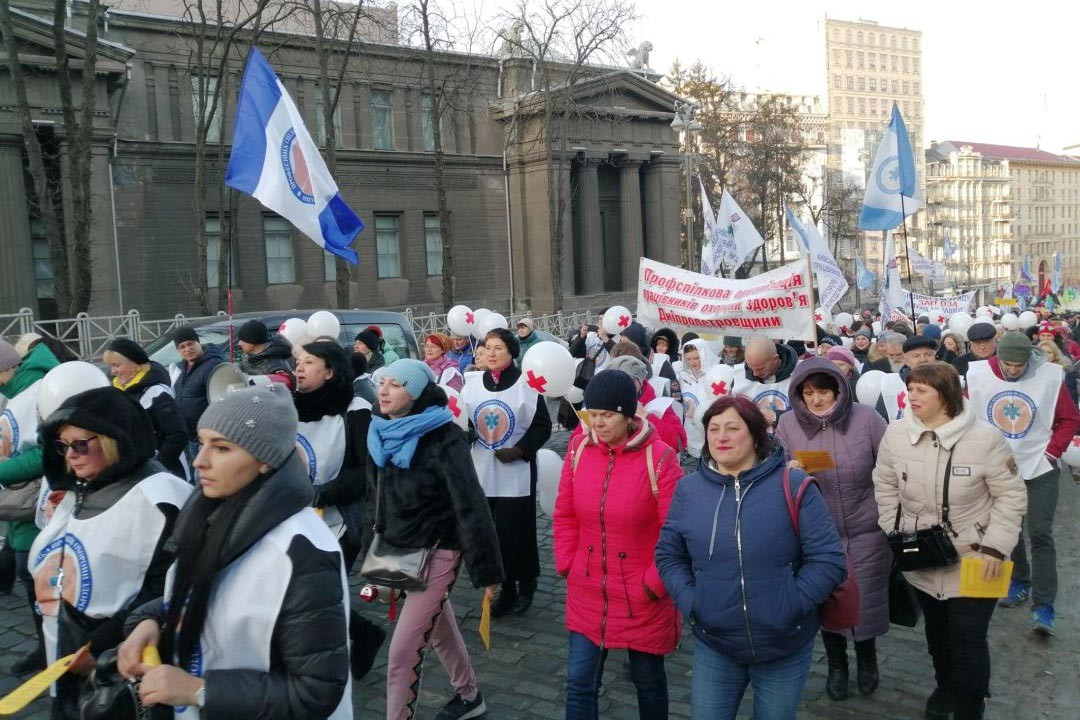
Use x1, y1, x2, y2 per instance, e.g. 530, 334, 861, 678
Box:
0, 343, 59, 550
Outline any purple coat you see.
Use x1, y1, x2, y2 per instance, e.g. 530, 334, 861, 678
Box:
775, 358, 890, 641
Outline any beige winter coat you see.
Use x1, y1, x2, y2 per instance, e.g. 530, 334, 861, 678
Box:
872, 402, 1027, 600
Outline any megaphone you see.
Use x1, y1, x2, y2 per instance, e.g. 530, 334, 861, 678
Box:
206, 364, 273, 403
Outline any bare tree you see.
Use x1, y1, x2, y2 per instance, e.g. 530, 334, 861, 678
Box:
0, 0, 105, 315
497, 0, 636, 311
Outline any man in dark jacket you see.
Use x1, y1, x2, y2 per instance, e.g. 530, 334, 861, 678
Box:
171, 326, 224, 458
353, 329, 385, 372
237, 319, 295, 389
952, 321, 997, 378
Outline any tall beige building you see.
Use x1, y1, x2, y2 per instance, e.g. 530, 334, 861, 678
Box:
925, 141, 1080, 300
824, 18, 925, 269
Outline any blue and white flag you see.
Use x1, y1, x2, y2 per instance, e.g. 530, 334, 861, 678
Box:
716, 190, 764, 272
788, 207, 848, 310
908, 246, 947, 283
1019, 257, 1034, 283
858, 104, 922, 230
855, 252, 876, 290
879, 231, 907, 321
1052, 251, 1063, 294
226, 48, 363, 263
699, 179, 722, 276
943, 235, 957, 259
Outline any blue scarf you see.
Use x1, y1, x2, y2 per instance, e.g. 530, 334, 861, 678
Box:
368, 405, 454, 469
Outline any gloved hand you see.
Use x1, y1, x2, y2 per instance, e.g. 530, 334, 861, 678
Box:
494, 446, 525, 463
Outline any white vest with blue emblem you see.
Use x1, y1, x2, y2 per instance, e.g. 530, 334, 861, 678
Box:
296, 397, 369, 538
967, 359, 1061, 479
0, 378, 41, 464
880, 372, 909, 423
733, 372, 794, 420
28, 473, 191, 673
680, 384, 705, 457
463, 373, 538, 497
166, 508, 352, 720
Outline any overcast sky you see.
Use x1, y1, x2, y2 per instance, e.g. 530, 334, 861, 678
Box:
583, 0, 1078, 153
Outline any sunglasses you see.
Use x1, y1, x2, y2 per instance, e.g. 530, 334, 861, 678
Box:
54, 436, 100, 456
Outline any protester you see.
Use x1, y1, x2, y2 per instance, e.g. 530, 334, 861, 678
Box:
677, 339, 719, 466
32, 387, 190, 719
103, 338, 188, 477
656, 395, 845, 720
776, 359, 889, 701
650, 328, 681, 380
873, 362, 1027, 720
447, 335, 475, 374
851, 328, 873, 370
825, 346, 861, 385
621, 322, 681, 404
868, 332, 906, 373
516, 318, 543, 359
941, 331, 967, 360
952, 323, 997, 378
351, 351, 378, 405
464, 328, 551, 617
367, 360, 503, 720
354, 328, 386, 372
424, 332, 465, 390
117, 385, 351, 720
172, 326, 225, 462
237, 318, 296, 389
602, 349, 687, 454
720, 336, 745, 367
966, 332, 1080, 636
0, 339, 58, 675
876, 336, 939, 423
367, 325, 400, 365
734, 336, 800, 426
1038, 340, 1079, 403
555, 369, 683, 720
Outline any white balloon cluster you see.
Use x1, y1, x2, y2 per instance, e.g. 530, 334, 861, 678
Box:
38, 362, 111, 420
278, 311, 343, 354
601, 306, 634, 336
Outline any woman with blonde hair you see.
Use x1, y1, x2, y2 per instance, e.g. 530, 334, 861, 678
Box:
1038, 341, 1079, 403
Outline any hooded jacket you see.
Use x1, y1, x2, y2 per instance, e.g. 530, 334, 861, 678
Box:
775, 359, 891, 640
656, 447, 845, 664
115, 361, 188, 477
554, 417, 683, 655
984, 354, 1080, 460
872, 402, 1028, 600
650, 328, 681, 364
240, 334, 296, 388
743, 342, 800, 384
173, 344, 226, 437
127, 452, 350, 720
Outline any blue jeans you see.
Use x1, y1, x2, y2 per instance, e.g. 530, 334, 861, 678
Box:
690, 637, 813, 720
565, 631, 668, 720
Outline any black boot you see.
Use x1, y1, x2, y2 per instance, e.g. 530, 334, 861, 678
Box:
821, 631, 849, 701
512, 578, 537, 614
10, 589, 46, 676
854, 638, 879, 695
490, 582, 517, 618
349, 610, 387, 680
951, 692, 985, 720
925, 686, 950, 720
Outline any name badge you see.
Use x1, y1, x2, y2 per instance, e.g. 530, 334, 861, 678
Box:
952, 466, 971, 476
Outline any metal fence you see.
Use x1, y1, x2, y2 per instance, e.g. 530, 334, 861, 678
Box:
0, 306, 605, 361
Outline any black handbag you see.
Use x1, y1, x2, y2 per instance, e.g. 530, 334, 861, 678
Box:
887, 453, 960, 571
887, 557, 922, 627
359, 467, 438, 590
78, 648, 144, 720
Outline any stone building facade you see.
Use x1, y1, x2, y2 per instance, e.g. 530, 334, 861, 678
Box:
0, 0, 683, 319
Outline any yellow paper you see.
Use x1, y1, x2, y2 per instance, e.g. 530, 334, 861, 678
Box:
575, 410, 592, 428
959, 557, 1014, 598
794, 450, 835, 474
479, 594, 492, 650
0, 646, 88, 715
141, 646, 162, 667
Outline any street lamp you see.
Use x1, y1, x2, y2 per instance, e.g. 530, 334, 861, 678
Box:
672, 101, 702, 271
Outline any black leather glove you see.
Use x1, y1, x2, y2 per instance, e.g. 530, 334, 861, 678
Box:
494, 446, 525, 463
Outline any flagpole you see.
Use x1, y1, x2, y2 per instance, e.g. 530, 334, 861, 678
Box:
898, 196, 917, 323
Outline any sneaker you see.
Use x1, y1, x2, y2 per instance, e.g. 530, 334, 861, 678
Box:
1032, 604, 1055, 637
998, 581, 1031, 608
433, 691, 487, 720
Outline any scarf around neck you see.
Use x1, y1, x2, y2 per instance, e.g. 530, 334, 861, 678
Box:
368, 405, 454, 469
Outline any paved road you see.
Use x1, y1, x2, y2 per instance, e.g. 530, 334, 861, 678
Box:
3, 430, 1078, 718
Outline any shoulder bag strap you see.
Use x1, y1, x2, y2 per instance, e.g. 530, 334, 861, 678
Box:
941, 450, 956, 536
781, 467, 799, 536
372, 467, 384, 533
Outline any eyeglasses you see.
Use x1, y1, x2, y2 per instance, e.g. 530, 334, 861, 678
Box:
54, 437, 99, 456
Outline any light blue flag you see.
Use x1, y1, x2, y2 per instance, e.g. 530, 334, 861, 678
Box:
787, 207, 848, 309
858, 104, 922, 230
1020, 257, 1034, 283
943, 235, 956, 259
1052, 251, 1063, 294
855, 253, 877, 290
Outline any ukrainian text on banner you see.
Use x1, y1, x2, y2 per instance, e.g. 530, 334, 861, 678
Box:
636, 257, 816, 341
903, 290, 976, 324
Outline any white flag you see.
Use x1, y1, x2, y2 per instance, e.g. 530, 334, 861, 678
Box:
880, 231, 907, 320
716, 190, 764, 271
787, 208, 848, 310
699, 179, 721, 276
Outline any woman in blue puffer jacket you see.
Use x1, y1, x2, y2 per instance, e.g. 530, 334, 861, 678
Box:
656, 394, 846, 720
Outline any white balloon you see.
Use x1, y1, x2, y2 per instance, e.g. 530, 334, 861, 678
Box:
565, 385, 585, 405
602, 306, 634, 336
871, 321, 882, 334
1063, 438, 1080, 468
477, 312, 509, 339
536, 448, 563, 517
814, 307, 833, 328
440, 385, 469, 431
1018, 310, 1038, 329
855, 370, 886, 407
446, 305, 474, 337
471, 309, 493, 339
521, 341, 575, 398
291, 335, 316, 357
307, 311, 341, 340
702, 364, 737, 404
973, 317, 995, 327
278, 318, 309, 344
948, 313, 974, 336
37, 361, 111, 420
1000, 313, 1020, 331
834, 312, 854, 334
841, 337, 853, 349
975, 306, 993, 319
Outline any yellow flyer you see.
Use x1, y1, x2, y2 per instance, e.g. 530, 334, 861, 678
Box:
794, 450, 835, 474
959, 557, 1014, 598
0, 646, 89, 715
479, 594, 492, 650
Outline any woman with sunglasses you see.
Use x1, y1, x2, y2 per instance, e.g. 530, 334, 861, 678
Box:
30, 387, 191, 719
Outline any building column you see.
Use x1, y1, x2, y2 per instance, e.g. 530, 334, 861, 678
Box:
560, 162, 575, 294
619, 160, 644, 290
0, 136, 36, 313
578, 159, 603, 294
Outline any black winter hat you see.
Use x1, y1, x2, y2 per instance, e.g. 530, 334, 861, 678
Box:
105, 338, 149, 365
354, 329, 381, 352
902, 336, 938, 353
584, 369, 639, 418
484, 327, 521, 359
620, 322, 650, 356
967, 322, 997, 342
173, 326, 200, 346
238, 319, 270, 345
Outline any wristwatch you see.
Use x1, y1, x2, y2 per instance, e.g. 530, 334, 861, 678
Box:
195, 683, 206, 709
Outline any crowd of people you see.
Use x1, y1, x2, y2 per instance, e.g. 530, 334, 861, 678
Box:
0, 304, 1076, 720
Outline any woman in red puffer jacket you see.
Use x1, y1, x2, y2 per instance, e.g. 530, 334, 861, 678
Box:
554, 369, 683, 720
